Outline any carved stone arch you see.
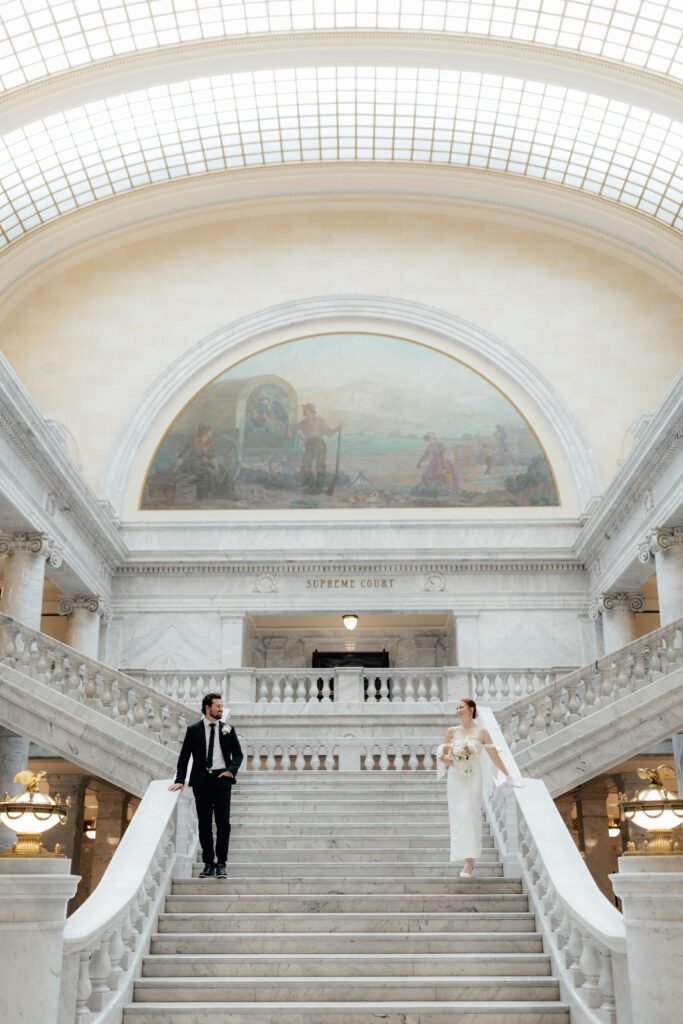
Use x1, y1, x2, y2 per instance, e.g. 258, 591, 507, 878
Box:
99, 295, 602, 515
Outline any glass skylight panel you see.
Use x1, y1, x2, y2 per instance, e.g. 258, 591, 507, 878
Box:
1, 2, 683, 93
0, 65, 682, 250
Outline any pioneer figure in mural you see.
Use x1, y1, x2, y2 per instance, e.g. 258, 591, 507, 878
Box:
287, 402, 342, 494
257, 394, 289, 433
417, 433, 459, 490
172, 424, 236, 499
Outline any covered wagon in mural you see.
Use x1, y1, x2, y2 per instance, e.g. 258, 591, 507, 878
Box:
141, 374, 299, 508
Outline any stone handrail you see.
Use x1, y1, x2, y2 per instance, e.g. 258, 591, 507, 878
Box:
0, 614, 190, 748
479, 707, 630, 1024
58, 781, 197, 1024
497, 618, 683, 755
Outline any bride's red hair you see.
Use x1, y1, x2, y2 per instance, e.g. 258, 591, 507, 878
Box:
459, 697, 477, 719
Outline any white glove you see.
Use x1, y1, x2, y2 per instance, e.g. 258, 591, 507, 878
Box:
506, 777, 524, 788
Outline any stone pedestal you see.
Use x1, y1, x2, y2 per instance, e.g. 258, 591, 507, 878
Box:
0, 859, 79, 1024
610, 855, 683, 1024
335, 667, 364, 703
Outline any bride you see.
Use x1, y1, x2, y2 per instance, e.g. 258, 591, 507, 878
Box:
438, 698, 518, 878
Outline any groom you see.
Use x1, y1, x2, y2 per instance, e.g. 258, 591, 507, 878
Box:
169, 693, 243, 878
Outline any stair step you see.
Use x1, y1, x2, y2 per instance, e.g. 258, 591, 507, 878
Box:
133, 976, 561, 1002
228, 836, 495, 850
124, 1000, 570, 1023
157, 911, 536, 934
172, 877, 522, 895
142, 952, 552, 978
150, 931, 545, 956
210, 863, 504, 877
225, 850, 500, 862
165, 894, 528, 914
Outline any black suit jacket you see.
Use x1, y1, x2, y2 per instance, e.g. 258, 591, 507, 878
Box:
174, 719, 243, 788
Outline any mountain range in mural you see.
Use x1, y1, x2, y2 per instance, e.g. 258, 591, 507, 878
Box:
141, 332, 559, 510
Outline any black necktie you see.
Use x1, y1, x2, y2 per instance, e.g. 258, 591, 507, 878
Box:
207, 723, 216, 769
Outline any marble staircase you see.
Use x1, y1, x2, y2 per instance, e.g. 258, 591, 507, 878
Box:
123, 773, 569, 1023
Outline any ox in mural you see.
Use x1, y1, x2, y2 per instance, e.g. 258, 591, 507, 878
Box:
140, 332, 559, 510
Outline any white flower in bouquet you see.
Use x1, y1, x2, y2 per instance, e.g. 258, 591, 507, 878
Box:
450, 739, 475, 775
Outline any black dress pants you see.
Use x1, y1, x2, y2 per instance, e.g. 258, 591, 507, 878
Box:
192, 774, 232, 865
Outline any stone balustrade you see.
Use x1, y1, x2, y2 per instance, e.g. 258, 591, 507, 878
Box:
58, 782, 197, 1024
246, 737, 338, 771
0, 614, 190, 750
360, 738, 438, 770
497, 617, 683, 755
125, 665, 568, 707
479, 707, 630, 1024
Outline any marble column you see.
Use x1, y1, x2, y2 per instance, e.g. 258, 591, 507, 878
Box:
89, 781, 128, 889
610, 856, 683, 1024
589, 592, 644, 655
0, 860, 79, 1024
57, 594, 111, 659
577, 780, 615, 901
639, 527, 683, 792
0, 533, 62, 851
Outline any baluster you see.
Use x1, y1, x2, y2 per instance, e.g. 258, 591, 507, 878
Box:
500, 673, 511, 701
117, 685, 131, 724
363, 746, 374, 771
295, 676, 307, 702
567, 922, 585, 989
118, 904, 135, 971
310, 747, 320, 771
265, 745, 276, 771
100, 671, 114, 715
423, 747, 435, 770
408, 747, 419, 771
108, 925, 126, 989
82, 664, 96, 701
394, 676, 406, 703
555, 905, 573, 967
527, 701, 544, 744
75, 950, 93, 1018
614, 656, 630, 697
473, 672, 484, 701
35, 645, 50, 683
598, 949, 617, 1022
150, 700, 163, 741
394, 744, 405, 771
502, 715, 519, 752
132, 694, 146, 732
16, 631, 31, 673
283, 675, 294, 703
548, 690, 564, 733
583, 672, 596, 710
379, 743, 390, 771
513, 673, 523, 700
322, 745, 332, 770
381, 675, 391, 701
648, 642, 663, 678
664, 636, 680, 674
88, 937, 113, 1010
269, 676, 281, 703
633, 650, 647, 690
52, 654, 65, 693
429, 676, 440, 702
599, 664, 614, 706
566, 683, 581, 724
295, 746, 305, 771
257, 677, 269, 702
526, 672, 538, 695
168, 712, 182, 744
320, 677, 331, 703
416, 676, 427, 701
579, 938, 603, 1009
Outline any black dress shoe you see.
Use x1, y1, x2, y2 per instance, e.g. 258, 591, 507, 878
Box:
216, 864, 227, 878
199, 864, 216, 877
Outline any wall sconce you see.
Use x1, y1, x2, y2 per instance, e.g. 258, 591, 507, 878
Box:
0, 771, 70, 857
342, 614, 358, 631
83, 819, 97, 840
619, 765, 683, 854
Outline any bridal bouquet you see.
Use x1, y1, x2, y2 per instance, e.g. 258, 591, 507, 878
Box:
450, 740, 476, 775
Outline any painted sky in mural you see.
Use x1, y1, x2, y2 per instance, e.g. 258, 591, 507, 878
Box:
141, 332, 559, 510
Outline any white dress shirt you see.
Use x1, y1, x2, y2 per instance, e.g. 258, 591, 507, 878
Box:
203, 717, 227, 771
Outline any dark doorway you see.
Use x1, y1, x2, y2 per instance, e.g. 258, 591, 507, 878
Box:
312, 650, 390, 669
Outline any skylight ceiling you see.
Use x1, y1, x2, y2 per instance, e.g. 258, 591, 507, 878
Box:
2, 66, 682, 251
1, 0, 683, 94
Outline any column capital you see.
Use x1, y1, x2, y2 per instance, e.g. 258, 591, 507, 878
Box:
638, 525, 683, 563
57, 594, 112, 622
0, 531, 62, 568
589, 591, 645, 619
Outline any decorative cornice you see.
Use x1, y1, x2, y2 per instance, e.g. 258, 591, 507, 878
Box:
0, 531, 62, 568
114, 558, 585, 577
638, 525, 683, 563
588, 591, 645, 620
57, 594, 113, 622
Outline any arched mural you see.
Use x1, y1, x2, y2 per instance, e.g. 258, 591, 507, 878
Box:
141, 332, 559, 510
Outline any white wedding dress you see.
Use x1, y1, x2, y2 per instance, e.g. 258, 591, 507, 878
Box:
438, 726, 493, 863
